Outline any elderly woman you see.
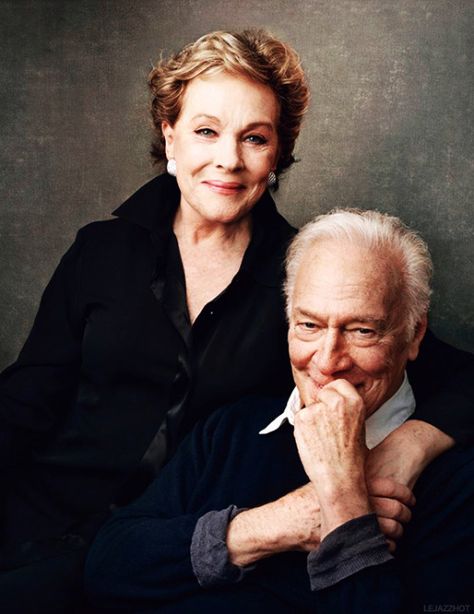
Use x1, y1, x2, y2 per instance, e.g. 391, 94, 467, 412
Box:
0, 29, 472, 612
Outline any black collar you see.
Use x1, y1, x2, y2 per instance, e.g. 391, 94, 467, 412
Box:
113, 173, 180, 233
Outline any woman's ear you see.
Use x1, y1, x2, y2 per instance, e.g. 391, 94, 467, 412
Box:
161, 121, 174, 159
407, 315, 428, 362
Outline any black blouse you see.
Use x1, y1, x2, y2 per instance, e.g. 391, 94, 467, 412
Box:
0, 174, 294, 545
0, 173, 472, 548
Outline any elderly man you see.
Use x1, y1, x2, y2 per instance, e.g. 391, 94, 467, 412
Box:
85, 210, 474, 612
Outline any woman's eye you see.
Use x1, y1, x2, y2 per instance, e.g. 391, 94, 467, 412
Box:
244, 134, 267, 145
195, 128, 216, 137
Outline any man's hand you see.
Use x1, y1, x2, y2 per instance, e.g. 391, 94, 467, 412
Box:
368, 477, 415, 552
227, 380, 420, 567
293, 379, 371, 538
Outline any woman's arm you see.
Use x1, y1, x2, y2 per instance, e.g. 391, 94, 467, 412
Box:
0, 230, 86, 467
367, 331, 474, 488
407, 329, 474, 444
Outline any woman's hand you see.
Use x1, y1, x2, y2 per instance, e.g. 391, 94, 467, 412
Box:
366, 420, 455, 489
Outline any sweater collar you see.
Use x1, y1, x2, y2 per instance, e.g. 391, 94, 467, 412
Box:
112, 173, 295, 287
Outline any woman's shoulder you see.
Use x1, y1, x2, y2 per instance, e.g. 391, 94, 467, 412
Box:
76, 173, 178, 245
66, 220, 152, 274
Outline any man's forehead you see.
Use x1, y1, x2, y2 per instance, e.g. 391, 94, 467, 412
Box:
293, 242, 400, 315
298, 243, 388, 282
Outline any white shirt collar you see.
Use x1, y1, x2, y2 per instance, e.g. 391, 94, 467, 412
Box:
259, 373, 415, 450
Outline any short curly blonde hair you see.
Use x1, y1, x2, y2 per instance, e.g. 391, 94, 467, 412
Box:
148, 29, 310, 176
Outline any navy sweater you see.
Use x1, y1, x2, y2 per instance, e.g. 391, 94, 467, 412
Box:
85, 396, 474, 613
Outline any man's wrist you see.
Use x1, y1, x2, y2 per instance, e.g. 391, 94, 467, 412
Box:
318, 481, 372, 539
227, 486, 321, 565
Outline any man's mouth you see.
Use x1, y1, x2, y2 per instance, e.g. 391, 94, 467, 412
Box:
309, 378, 364, 391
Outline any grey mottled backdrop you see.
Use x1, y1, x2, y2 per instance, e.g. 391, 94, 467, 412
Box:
1, 0, 473, 369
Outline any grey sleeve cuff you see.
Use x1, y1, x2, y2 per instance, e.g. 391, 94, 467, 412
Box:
307, 513, 393, 591
190, 505, 255, 587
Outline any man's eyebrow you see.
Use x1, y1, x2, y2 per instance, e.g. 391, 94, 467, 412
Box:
348, 316, 387, 326
293, 308, 320, 319
294, 308, 387, 328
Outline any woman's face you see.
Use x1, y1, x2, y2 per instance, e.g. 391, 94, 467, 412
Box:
162, 72, 280, 227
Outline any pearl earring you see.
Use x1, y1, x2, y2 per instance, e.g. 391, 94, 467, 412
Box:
167, 159, 177, 177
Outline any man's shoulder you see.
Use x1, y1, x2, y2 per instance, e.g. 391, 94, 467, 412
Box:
206, 395, 288, 438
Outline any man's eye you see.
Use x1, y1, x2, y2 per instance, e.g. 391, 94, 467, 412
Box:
353, 328, 376, 336
244, 134, 267, 145
299, 322, 318, 330
195, 128, 216, 137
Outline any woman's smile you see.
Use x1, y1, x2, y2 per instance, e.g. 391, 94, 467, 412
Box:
162, 72, 280, 228
203, 180, 246, 195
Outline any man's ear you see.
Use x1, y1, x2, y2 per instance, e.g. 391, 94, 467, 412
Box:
161, 121, 174, 159
407, 314, 428, 361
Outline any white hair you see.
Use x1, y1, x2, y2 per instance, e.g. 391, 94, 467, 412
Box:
285, 208, 433, 339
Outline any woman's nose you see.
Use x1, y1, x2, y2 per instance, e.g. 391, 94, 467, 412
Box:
215, 136, 243, 171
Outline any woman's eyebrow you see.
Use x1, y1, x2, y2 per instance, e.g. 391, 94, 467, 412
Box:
191, 114, 220, 122
191, 115, 275, 132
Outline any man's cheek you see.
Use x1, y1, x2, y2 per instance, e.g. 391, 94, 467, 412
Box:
356, 348, 392, 376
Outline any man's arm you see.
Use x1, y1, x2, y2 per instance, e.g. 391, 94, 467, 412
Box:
289, 378, 474, 613
226, 483, 320, 566
85, 396, 413, 608
85, 409, 323, 606
308, 446, 474, 613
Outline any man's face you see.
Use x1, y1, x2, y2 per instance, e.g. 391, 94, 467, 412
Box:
288, 241, 425, 417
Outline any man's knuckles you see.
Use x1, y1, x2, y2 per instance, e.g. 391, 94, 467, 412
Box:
317, 385, 364, 415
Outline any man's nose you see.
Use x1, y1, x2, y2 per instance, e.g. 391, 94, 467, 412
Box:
215, 136, 243, 171
312, 329, 352, 375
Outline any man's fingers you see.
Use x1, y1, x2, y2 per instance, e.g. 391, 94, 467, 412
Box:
377, 516, 404, 541
371, 496, 412, 524
386, 538, 397, 553
316, 379, 363, 408
368, 476, 416, 507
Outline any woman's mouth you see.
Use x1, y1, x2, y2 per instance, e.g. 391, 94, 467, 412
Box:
203, 180, 245, 195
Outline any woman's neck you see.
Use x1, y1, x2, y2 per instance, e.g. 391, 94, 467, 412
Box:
172, 202, 253, 323
173, 205, 252, 252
